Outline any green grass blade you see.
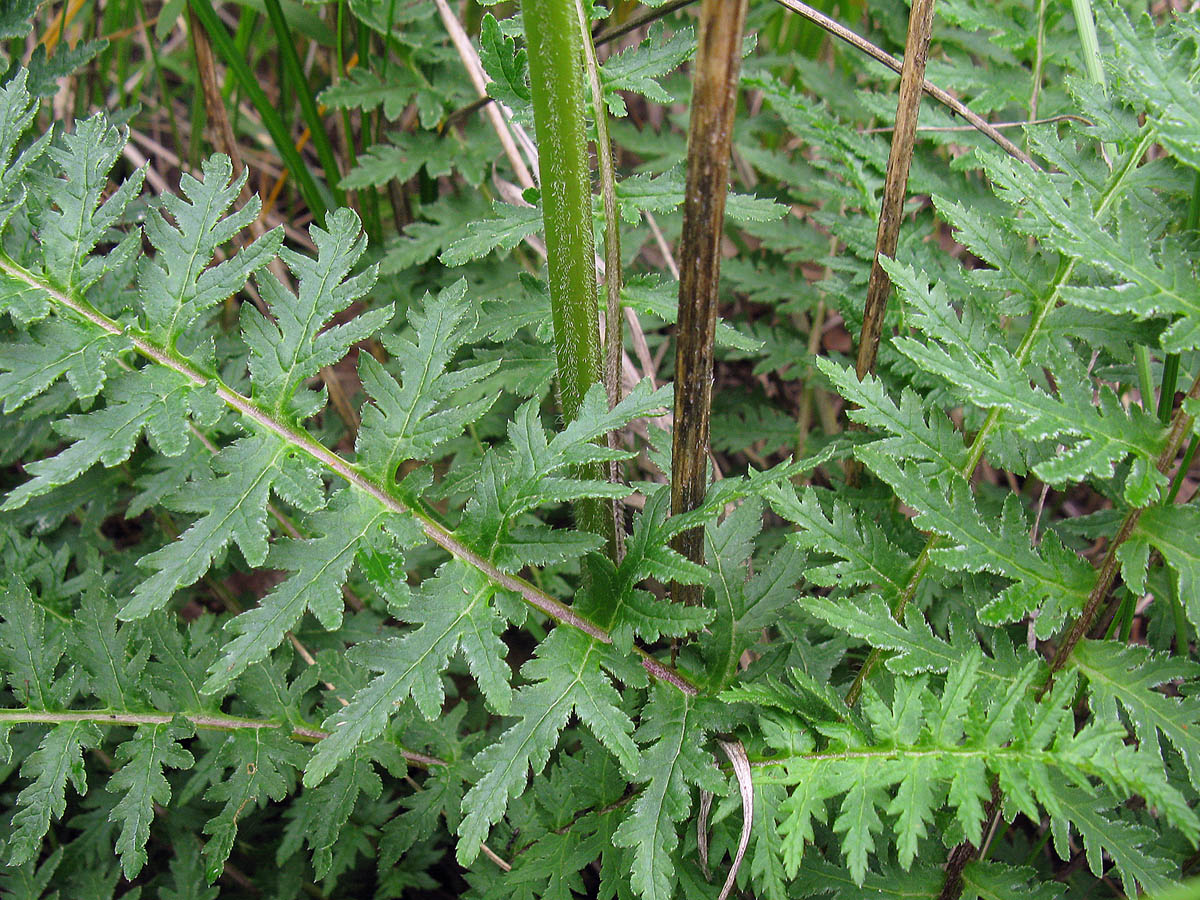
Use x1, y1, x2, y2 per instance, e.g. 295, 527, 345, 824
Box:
260, 0, 346, 209
186, 0, 330, 222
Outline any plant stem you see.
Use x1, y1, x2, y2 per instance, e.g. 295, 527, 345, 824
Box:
847, 127, 1156, 705
1166, 435, 1198, 505
1070, 0, 1117, 165
1029, 0, 1048, 120
446, 0, 1036, 171
0, 708, 444, 766
1069, 0, 1156, 417
1048, 369, 1200, 674
187, 0, 329, 222
773, 0, 1035, 168
0, 253, 701, 696
1158, 352, 1180, 423
573, 0, 621, 416
846, 0, 937, 488
593, 0, 694, 45
1134, 345, 1156, 414
522, 0, 616, 557
574, 0, 626, 561
670, 0, 749, 606
854, 0, 938, 383
522, 0, 600, 422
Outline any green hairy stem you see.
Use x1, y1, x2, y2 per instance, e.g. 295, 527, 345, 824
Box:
522, 0, 616, 556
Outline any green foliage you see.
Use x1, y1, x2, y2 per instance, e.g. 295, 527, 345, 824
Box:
613, 686, 725, 900
0, 1, 1199, 899
108, 719, 194, 878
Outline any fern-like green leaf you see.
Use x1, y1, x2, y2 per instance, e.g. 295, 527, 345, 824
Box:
355, 278, 497, 479
279, 753, 381, 879
1102, 5, 1200, 172
765, 483, 913, 604
71, 593, 147, 710
305, 564, 509, 787
599, 25, 694, 116
815, 357, 970, 477
202, 727, 306, 881
108, 719, 195, 878
243, 208, 387, 420
1, 368, 208, 511
340, 125, 494, 189
1048, 784, 1175, 896
885, 258, 1170, 503
459, 381, 672, 573
0, 317, 124, 411
138, 154, 280, 348
856, 452, 1094, 633
0, 580, 70, 710
1127, 505, 1200, 634
122, 434, 291, 619
203, 488, 415, 693
611, 685, 724, 900
0, 847, 64, 900
479, 12, 530, 109
1070, 640, 1200, 790
960, 861, 1065, 900
318, 64, 451, 129
459, 627, 642, 864
440, 202, 542, 266
33, 115, 144, 295
6, 721, 101, 865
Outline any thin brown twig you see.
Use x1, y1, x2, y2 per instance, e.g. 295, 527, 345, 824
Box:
939, 371, 1200, 900
1048, 370, 1200, 675
594, 0, 694, 45
773, 0, 1038, 169
478, 842, 513, 872
863, 113, 1093, 134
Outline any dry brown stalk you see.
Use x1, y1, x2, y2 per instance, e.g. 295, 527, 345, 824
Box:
669, 0, 749, 606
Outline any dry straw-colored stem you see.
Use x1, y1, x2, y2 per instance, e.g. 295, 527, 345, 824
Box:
837, 0, 935, 492
844, 0, 938, 482
670, 0, 749, 606
855, 0, 938, 382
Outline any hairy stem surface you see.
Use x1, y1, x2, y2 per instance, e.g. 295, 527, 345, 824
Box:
522, 0, 616, 556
